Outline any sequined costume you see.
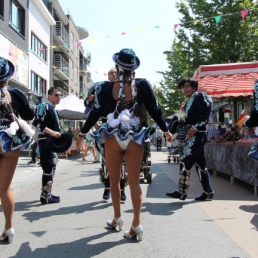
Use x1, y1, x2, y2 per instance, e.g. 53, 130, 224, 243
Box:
33, 101, 61, 204
0, 88, 34, 153
177, 92, 214, 199
80, 79, 168, 148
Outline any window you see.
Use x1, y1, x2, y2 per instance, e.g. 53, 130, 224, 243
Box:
75, 40, 78, 58
9, 0, 25, 36
31, 33, 47, 61
31, 72, 46, 96
70, 60, 74, 81
70, 32, 74, 52
0, 0, 4, 18
75, 66, 78, 84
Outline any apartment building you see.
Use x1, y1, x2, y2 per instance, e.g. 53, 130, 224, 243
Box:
0, 0, 30, 94
43, 0, 91, 98
28, 0, 55, 106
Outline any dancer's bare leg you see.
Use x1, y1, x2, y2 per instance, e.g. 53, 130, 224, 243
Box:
105, 136, 123, 222
124, 141, 144, 232
0, 149, 20, 230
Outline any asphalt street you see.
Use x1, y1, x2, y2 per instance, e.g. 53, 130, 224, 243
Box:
0, 147, 257, 258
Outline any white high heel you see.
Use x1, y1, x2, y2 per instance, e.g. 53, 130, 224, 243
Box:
0, 228, 15, 244
106, 217, 124, 231
124, 225, 143, 241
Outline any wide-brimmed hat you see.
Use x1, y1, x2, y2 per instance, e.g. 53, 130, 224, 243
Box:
168, 115, 179, 134
45, 133, 73, 153
112, 48, 140, 70
0, 57, 15, 81
245, 107, 258, 128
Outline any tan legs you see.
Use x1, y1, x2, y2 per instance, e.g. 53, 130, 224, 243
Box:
105, 136, 123, 220
105, 136, 144, 229
0, 149, 20, 230
124, 141, 144, 229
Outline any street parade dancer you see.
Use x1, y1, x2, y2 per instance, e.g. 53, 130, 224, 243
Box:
33, 87, 72, 205
85, 68, 127, 201
166, 78, 214, 201
0, 57, 35, 244
79, 48, 172, 241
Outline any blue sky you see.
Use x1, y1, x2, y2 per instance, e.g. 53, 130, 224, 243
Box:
58, 0, 181, 85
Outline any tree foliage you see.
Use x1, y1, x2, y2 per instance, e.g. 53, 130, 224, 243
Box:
158, 0, 258, 117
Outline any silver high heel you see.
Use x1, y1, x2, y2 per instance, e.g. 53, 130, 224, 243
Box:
106, 217, 124, 231
124, 225, 143, 241
0, 228, 15, 244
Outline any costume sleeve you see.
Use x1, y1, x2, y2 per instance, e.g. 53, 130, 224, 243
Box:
80, 82, 108, 134
8, 88, 34, 120
192, 93, 212, 130
84, 83, 96, 106
139, 80, 168, 132
32, 103, 49, 133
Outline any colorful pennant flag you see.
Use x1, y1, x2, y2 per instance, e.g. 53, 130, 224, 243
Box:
121, 32, 126, 35
174, 24, 179, 30
241, 10, 249, 20
215, 16, 221, 24
193, 19, 200, 25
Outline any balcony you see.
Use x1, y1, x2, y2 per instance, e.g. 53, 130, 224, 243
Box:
56, 87, 69, 98
80, 81, 85, 92
54, 21, 69, 50
54, 54, 69, 80
79, 59, 87, 75
87, 72, 91, 83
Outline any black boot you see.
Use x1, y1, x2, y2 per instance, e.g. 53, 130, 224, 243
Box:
166, 191, 187, 200
103, 188, 110, 200
166, 168, 190, 201
40, 181, 60, 204
195, 168, 214, 201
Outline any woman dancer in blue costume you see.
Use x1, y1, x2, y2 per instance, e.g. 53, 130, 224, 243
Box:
0, 57, 34, 244
79, 49, 172, 241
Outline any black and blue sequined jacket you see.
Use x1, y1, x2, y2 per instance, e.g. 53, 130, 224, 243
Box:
184, 92, 212, 131
80, 79, 168, 134
33, 101, 61, 133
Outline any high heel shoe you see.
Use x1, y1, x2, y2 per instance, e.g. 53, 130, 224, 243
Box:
106, 217, 124, 231
0, 228, 15, 244
124, 225, 143, 241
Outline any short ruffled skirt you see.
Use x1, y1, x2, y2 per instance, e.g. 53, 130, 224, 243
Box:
0, 129, 34, 153
91, 122, 155, 146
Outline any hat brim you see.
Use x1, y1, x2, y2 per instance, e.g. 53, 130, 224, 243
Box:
112, 53, 140, 70
168, 115, 179, 134
0, 59, 15, 81
45, 133, 73, 153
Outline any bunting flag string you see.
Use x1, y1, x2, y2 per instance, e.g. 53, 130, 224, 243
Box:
173, 8, 250, 30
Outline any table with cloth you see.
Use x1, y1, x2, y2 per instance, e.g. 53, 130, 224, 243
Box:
204, 142, 258, 196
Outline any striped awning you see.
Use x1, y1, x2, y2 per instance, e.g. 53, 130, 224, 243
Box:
193, 62, 258, 98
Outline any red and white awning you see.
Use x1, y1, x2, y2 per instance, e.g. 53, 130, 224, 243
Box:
193, 62, 258, 98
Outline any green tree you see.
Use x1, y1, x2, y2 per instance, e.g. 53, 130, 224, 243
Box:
158, 40, 187, 117
176, 0, 258, 70
160, 0, 258, 120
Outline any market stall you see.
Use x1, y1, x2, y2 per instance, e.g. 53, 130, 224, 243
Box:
193, 62, 258, 195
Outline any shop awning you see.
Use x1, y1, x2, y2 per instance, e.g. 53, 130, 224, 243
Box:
193, 62, 258, 98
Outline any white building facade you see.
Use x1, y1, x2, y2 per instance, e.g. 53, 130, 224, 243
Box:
28, 0, 56, 104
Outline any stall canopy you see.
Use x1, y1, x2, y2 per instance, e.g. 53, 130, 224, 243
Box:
193, 62, 258, 98
56, 94, 87, 120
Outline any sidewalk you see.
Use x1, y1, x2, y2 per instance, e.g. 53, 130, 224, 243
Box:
0, 147, 257, 258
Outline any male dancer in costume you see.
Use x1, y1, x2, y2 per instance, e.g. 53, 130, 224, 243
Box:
166, 78, 214, 201
85, 68, 126, 201
33, 87, 62, 204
